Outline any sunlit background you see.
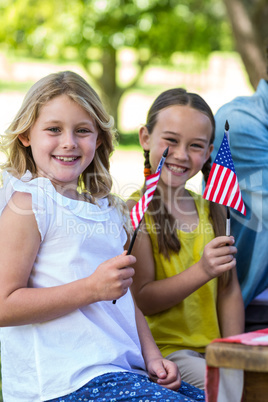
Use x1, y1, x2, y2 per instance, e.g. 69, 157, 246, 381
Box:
0, 50, 252, 198
1, 0, 266, 205
1, 0, 268, 397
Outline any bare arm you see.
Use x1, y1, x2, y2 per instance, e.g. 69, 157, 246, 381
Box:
0, 192, 136, 326
128, 199, 238, 316
217, 267, 245, 338
134, 301, 181, 390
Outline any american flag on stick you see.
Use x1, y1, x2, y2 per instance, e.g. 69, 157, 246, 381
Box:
112, 147, 168, 304
128, 146, 168, 250
203, 121, 246, 216
130, 148, 168, 230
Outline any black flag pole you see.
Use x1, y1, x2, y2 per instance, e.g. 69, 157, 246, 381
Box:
113, 147, 169, 304
112, 225, 139, 304
126, 146, 169, 255
225, 120, 231, 236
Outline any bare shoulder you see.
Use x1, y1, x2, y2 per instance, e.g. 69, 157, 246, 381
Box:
0, 191, 39, 239
6, 191, 34, 215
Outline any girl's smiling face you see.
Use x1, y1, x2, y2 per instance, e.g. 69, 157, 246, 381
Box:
139, 104, 214, 192
19, 94, 101, 199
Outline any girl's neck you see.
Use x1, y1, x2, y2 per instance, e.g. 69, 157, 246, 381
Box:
51, 181, 86, 202
160, 184, 199, 232
31, 171, 82, 201
159, 181, 189, 205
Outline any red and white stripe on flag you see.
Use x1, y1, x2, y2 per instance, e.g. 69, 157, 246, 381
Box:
203, 163, 246, 216
130, 171, 160, 230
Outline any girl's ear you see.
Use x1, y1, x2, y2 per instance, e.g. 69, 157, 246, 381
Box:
96, 136, 102, 149
205, 143, 214, 162
18, 133, 31, 147
139, 126, 150, 150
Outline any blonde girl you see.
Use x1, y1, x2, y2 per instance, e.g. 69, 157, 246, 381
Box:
128, 88, 244, 391
0, 73, 205, 401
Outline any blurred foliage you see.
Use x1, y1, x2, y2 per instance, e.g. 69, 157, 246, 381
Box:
0, 0, 232, 56
0, 0, 233, 124
117, 131, 140, 147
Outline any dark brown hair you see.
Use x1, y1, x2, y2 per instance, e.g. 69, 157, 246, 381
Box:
143, 88, 228, 282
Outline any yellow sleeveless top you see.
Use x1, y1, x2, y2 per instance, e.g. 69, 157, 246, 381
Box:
129, 190, 221, 356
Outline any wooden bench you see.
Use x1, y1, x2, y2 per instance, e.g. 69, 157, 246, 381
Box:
206, 341, 268, 401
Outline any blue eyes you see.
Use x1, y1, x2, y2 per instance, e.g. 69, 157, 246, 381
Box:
77, 129, 90, 133
47, 127, 91, 135
48, 127, 60, 133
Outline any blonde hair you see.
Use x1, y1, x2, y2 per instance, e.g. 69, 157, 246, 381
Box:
0, 70, 128, 220
2, 71, 114, 197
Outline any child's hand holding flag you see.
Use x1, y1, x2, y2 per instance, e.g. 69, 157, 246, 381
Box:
112, 147, 168, 304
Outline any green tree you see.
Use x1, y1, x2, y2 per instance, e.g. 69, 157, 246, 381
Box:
0, 0, 231, 126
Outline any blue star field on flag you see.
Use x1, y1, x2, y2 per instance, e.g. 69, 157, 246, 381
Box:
203, 132, 246, 215
215, 134, 236, 171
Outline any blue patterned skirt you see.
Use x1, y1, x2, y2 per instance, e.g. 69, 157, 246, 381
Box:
47, 371, 205, 401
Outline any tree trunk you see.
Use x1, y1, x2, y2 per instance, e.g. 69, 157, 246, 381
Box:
98, 47, 124, 129
223, 0, 267, 89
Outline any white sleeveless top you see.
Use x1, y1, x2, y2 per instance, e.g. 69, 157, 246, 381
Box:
0, 172, 146, 402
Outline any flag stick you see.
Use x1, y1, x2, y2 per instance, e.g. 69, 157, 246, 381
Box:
127, 227, 139, 255
112, 147, 168, 304
126, 146, 168, 254
226, 206, 231, 236
225, 120, 231, 236
112, 226, 139, 304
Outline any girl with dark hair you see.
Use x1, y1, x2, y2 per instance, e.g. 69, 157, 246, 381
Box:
128, 88, 244, 390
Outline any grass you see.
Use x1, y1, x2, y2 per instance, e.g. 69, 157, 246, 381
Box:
0, 80, 34, 92
116, 132, 140, 148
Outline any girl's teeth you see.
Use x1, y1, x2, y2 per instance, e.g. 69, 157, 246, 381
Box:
55, 156, 77, 162
168, 164, 186, 173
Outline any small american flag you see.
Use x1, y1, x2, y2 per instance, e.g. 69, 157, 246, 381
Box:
203, 131, 246, 216
130, 147, 168, 230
